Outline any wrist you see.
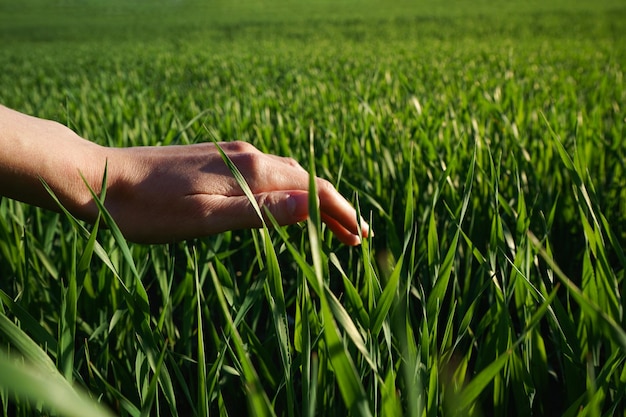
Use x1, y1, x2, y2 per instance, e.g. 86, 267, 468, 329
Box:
40, 122, 108, 221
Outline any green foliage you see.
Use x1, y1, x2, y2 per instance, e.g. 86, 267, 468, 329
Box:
1, 0, 625, 416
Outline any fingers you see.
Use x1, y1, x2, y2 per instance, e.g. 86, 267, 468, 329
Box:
204, 190, 310, 232
315, 178, 370, 238
321, 212, 363, 246
201, 189, 366, 246
219, 149, 369, 244
201, 142, 371, 244
111, 142, 369, 245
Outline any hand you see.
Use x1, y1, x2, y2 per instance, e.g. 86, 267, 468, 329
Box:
0, 105, 368, 245
99, 141, 369, 245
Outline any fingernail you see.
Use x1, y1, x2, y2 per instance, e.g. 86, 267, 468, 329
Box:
361, 219, 373, 238
287, 193, 309, 221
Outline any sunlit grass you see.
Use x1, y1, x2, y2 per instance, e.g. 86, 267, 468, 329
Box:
0, 0, 625, 416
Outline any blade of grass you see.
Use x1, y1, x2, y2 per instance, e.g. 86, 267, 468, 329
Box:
208, 263, 276, 417
371, 253, 405, 337
306, 129, 372, 416
0, 350, 115, 417
139, 343, 169, 417
39, 176, 123, 286
78, 167, 178, 414
57, 231, 77, 383
528, 231, 626, 352
0, 313, 58, 374
0, 290, 58, 356
261, 230, 296, 417
194, 248, 209, 417
208, 132, 295, 417
329, 252, 369, 328
456, 282, 560, 411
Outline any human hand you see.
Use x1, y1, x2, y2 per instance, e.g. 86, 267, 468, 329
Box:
97, 141, 369, 245
0, 105, 368, 245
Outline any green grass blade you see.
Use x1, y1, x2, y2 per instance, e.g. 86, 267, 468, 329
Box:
80, 177, 178, 414
329, 252, 369, 328
208, 263, 276, 417
308, 127, 372, 416
371, 252, 404, 337
426, 230, 459, 318
57, 232, 77, 383
319, 298, 372, 416
456, 348, 512, 411
324, 285, 377, 373
194, 249, 209, 417
79, 169, 142, 285
209, 133, 295, 416
0, 350, 115, 417
0, 313, 58, 374
297, 281, 318, 417
208, 130, 264, 224
0, 290, 58, 356
262, 229, 295, 417
39, 177, 122, 282
528, 232, 626, 352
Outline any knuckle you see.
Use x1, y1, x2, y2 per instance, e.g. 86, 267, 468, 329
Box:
317, 178, 335, 193
283, 156, 303, 169
255, 193, 272, 208
232, 152, 265, 175
226, 140, 257, 153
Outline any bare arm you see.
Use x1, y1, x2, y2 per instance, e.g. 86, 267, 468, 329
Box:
0, 105, 105, 219
0, 105, 368, 245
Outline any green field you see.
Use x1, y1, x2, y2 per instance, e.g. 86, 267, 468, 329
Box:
1, 0, 625, 416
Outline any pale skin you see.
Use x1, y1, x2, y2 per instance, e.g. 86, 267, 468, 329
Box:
0, 105, 369, 245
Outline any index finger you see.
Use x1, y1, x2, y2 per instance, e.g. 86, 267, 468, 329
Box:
229, 151, 370, 243
316, 178, 370, 241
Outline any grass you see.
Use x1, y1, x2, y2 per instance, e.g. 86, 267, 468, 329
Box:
0, 0, 625, 415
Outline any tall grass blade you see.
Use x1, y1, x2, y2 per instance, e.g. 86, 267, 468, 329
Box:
0, 290, 58, 356
39, 177, 122, 283
208, 263, 276, 417
528, 232, 626, 352
194, 249, 209, 417
209, 133, 295, 416
0, 350, 115, 417
57, 232, 77, 383
75, 168, 178, 414
0, 313, 58, 374
139, 343, 169, 417
306, 128, 372, 416
262, 229, 295, 417
371, 253, 404, 337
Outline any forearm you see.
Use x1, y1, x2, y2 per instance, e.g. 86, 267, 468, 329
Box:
0, 105, 106, 219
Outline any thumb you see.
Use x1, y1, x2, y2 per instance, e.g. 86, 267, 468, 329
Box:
260, 190, 310, 226
211, 190, 310, 231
